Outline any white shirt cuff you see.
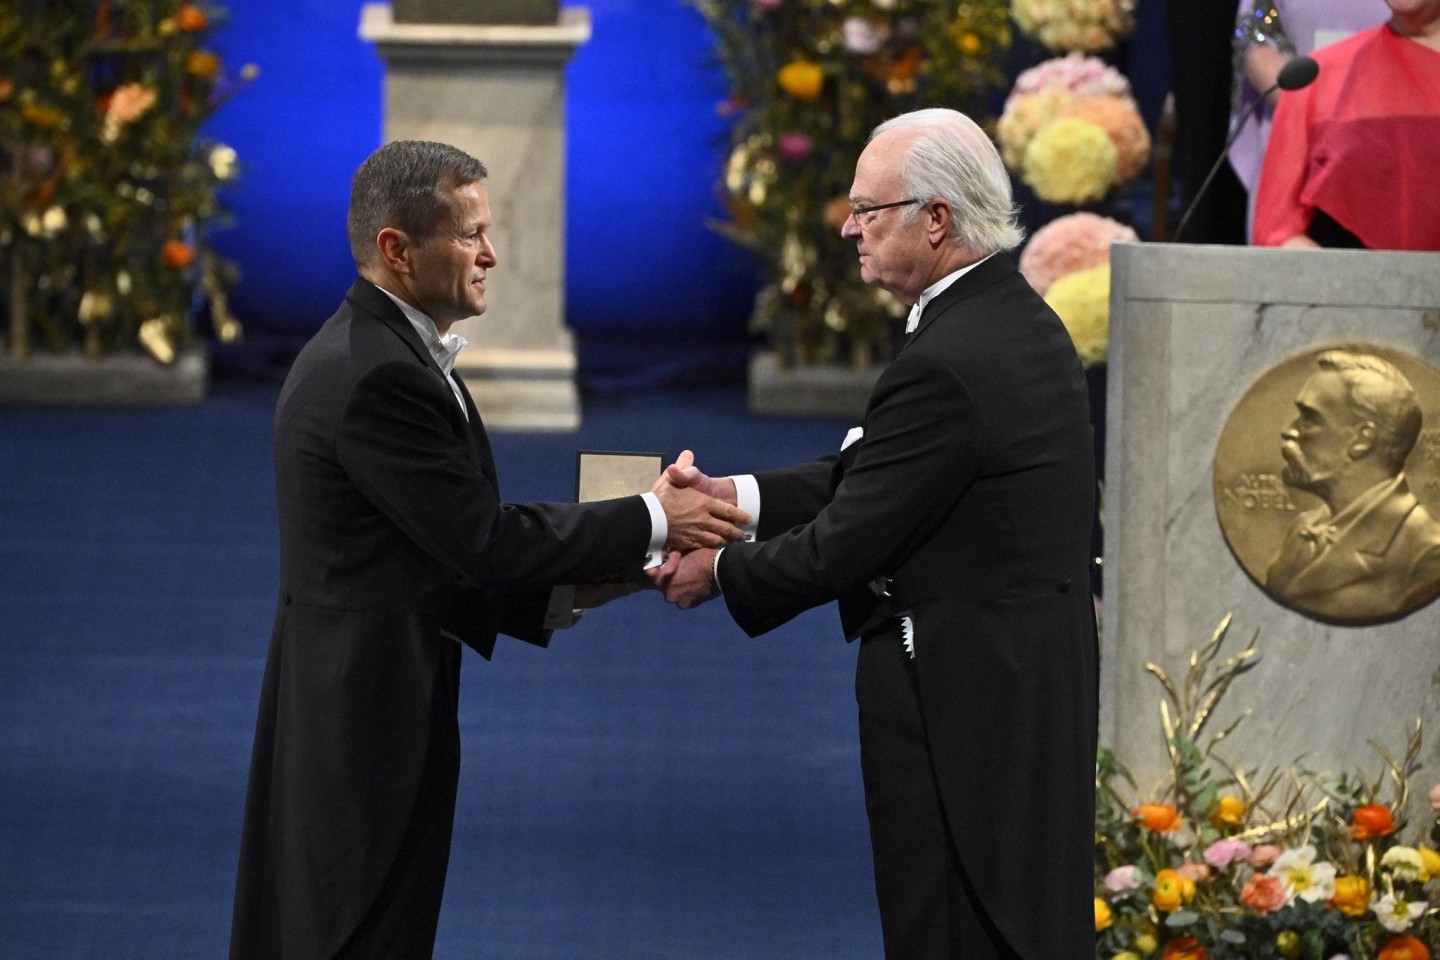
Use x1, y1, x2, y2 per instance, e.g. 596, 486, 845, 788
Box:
640, 490, 666, 569
729, 474, 760, 541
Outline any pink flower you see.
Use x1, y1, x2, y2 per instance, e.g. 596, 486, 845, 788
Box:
1178, 862, 1212, 884
1428, 783, 1440, 811
1018, 211, 1137, 295
1104, 865, 1139, 893
1204, 838, 1252, 869
842, 17, 885, 55
1250, 844, 1283, 869
776, 131, 814, 166
1241, 873, 1291, 915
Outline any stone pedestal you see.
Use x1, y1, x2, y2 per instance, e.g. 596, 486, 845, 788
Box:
747, 351, 881, 421
1103, 243, 1440, 825
0, 350, 208, 406
359, 3, 589, 431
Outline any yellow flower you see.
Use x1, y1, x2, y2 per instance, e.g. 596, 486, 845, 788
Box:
1382, 846, 1425, 883
1212, 794, 1246, 827
1045, 263, 1110, 367
1113, 954, 1142, 960
1094, 897, 1113, 932
777, 60, 823, 100
1331, 875, 1370, 917
1133, 932, 1158, 956
1021, 116, 1117, 205
1419, 846, 1440, 881
1152, 868, 1185, 912
1276, 930, 1301, 960
186, 51, 221, 78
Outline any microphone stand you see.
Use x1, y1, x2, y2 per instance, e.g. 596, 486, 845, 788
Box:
1170, 56, 1318, 243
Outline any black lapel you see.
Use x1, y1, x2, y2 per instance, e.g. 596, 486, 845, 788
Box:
908, 253, 1017, 343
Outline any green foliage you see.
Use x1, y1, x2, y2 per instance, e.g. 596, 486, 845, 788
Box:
0, 0, 253, 361
692, 0, 1011, 370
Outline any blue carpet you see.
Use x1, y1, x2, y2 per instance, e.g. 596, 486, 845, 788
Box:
0, 382, 882, 960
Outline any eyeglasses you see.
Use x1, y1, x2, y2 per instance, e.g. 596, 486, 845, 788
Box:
849, 198, 921, 221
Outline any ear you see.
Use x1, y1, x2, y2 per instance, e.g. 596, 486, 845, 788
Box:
375, 227, 413, 275
1348, 421, 1377, 460
924, 198, 952, 247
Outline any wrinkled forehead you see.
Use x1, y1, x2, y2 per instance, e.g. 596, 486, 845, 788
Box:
851, 131, 910, 197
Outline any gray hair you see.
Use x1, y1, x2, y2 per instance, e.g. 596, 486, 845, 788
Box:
1316, 349, 1423, 471
347, 140, 488, 271
870, 108, 1024, 255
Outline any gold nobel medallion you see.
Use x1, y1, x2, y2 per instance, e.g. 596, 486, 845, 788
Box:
1213, 344, 1440, 625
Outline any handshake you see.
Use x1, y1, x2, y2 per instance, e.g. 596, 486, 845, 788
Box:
645, 450, 745, 610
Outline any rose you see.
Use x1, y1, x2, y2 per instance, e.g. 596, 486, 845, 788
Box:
776, 132, 813, 166
1104, 864, 1140, 892
1211, 794, 1246, 828
1132, 802, 1181, 832
1249, 843, 1282, 868
1094, 896, 1113, 932
1352, 803, 1397, 841
1330, 875, 1370, 917
1177, 862, 1211, 885
1240, 873, 1289, 915
1162, 936, 1207, 960
1203, 838, 1251, 869
1429, 783, 1440, 811
1378, 935, 1431, 960
162, 241, 195, 268
1151, 869, 1189, 912
777, 60, 823, 100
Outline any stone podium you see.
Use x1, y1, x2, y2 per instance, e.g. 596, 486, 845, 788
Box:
1102, 243, 1440, 823
359, 3, 589, 430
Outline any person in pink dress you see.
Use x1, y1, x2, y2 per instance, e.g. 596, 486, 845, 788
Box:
1252, 0, 1440, 249
1229, 0, 1389, 236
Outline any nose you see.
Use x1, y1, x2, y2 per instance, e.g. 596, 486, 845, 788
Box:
840, 213, 860, 240
477, 235, 497, 268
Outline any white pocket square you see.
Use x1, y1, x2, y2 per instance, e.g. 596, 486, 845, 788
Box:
841, 426, 864, 451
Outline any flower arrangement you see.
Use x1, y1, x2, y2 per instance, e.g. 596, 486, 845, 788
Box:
1045, 261, 1109, 367
1019, 210, 1136, 295
1, 0, 254, 364
1095, 615, 1440, 959
694, 0, 1011, 370
997, 54, 1149, 204
1012, 0, 1137, 53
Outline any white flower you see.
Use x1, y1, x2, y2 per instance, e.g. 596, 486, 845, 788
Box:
1268, 845, 1336, 903
841, 17, 884, 55
1381, 846, 1425, 882
1375, 892, 1427, 932
209, 144, 239, 181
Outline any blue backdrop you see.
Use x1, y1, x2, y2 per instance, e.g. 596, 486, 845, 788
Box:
203, 1, 1168, 387
205, 0, 761, 386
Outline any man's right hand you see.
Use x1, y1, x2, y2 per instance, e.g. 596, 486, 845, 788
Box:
651, 450, 749, 550
663, 449, 738, 505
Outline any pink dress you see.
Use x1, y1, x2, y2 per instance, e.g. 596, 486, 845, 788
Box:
1252, 25, 1440, 250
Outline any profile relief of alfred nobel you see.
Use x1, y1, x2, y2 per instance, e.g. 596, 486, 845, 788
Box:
1265, 350, 1440, 622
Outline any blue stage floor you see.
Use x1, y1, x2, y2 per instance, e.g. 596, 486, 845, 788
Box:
0, 381, 883, 960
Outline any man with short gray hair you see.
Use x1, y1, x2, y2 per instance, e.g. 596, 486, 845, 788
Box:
652, 109, 1099, 959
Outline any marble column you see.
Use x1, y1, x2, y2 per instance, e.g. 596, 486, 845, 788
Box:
359, 3, 590, 431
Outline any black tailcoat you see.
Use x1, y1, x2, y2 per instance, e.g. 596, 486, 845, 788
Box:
230, 280, 652, 959
717, 255, 1099, 959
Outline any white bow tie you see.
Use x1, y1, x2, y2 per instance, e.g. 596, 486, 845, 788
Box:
435, 333, 467, 375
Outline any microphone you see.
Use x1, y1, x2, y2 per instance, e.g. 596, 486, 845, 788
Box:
1170, 55, 1319, 243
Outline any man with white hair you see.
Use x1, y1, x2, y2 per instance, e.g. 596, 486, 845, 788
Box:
653, 109, 1099, 959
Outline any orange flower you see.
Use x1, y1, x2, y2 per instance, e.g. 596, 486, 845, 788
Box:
1330, 875, 1370, 917
1163, 936, 1208, 960
186, 50, 220, 78
777, 60, 823, 100
1134, 802, 1182, 832
162, 241, 195, 268
1379, 935, 1431, 960
176, 4, 208, 31
1352, 803, 1397, 841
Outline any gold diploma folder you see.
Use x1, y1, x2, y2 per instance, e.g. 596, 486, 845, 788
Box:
575, 450, 664, 503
